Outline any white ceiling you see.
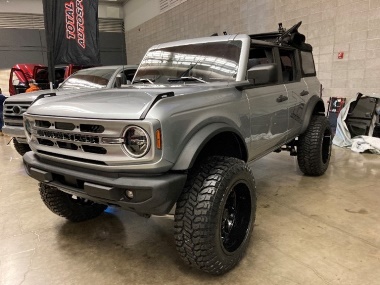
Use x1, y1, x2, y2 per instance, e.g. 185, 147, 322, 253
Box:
99, 0, 129, 6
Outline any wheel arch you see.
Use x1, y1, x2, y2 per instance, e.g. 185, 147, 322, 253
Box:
300, 95, 326, 134
172, 123, 248, 171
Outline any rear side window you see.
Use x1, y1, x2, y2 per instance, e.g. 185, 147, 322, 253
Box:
300, 51, 316, 76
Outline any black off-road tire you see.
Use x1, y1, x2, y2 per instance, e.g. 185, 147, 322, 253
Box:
13, 139, 31, 156
373, 126, 380, 138
174, 156, 256, 275
297, 115, 332, 176
39, 183, 107, 222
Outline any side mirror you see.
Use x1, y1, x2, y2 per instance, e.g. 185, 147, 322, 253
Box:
247, 63, 278, 85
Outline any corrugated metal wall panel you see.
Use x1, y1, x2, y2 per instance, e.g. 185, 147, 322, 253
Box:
159, 0, 187, 14
99, 18, 124, 33
0, 13, 124, 32
0, 13, 44, 29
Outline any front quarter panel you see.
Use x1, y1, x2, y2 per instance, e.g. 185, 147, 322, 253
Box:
146, 86, 250, 168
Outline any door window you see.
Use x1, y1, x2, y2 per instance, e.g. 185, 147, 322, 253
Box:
247, 47, 274, 70
279, 49, 296, 83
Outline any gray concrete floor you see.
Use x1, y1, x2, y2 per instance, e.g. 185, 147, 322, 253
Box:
0, 133, 379, 285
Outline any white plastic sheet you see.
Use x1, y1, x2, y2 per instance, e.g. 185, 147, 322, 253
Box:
332, 93, 380, 154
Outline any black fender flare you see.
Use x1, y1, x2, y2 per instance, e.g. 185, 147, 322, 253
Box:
172, 123, 247, 171
300, 95, 326, 134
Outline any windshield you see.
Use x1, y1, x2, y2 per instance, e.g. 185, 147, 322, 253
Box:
133, 40, 242, 84
59, 68, 116, 90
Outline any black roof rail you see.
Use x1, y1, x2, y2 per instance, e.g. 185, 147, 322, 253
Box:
249, 32, 281, 42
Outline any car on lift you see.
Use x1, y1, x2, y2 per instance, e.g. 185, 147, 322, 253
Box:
3, 65, 137, 155
9, 63, 89, 95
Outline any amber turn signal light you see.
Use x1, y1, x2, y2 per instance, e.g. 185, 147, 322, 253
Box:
156, 129, 162, 150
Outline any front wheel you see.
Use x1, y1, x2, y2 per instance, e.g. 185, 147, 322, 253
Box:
13, 139, 31, 156
174, 156, 256, 275
39, 183, 107, 222
297, 115, 332, 176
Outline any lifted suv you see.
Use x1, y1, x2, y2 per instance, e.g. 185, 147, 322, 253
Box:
23, 22, 331, 275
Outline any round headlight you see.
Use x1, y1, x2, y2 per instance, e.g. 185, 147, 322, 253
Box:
124, 126, 150, 158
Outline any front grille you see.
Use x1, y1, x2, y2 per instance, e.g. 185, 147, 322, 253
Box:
37, 138, 54, 146
55, 122, 75, 130
80, 124, 104, 133
32, 120, 105, 155
82, 145, 107, 154
35, 120, 52, 128
25, 114, 157, 167
4, 118, 23, 127
4, 102, 31, 120
57, 141, 79, 150
36, 129, 100, 144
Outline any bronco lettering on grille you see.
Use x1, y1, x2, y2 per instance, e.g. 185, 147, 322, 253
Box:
36, 130, 99, 144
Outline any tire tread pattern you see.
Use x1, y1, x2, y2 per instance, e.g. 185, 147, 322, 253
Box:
174, 156, 256, 275
297, 116, 331, 176
13, 140, 31, 156
39, 183, 107, 222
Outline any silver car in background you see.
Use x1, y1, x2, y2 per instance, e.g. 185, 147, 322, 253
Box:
3, 65, 137, 155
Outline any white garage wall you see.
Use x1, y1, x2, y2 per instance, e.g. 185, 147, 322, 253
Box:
124, 0, 160, 31
0, 0, 43, 14
125, 0, 380, 100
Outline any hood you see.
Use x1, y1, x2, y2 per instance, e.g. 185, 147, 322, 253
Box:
26, 84, 232, 120
4, 88, 96, 103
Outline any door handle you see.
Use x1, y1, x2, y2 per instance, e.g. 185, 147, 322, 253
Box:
276, 94, 288, 103
300, 90, 309, 96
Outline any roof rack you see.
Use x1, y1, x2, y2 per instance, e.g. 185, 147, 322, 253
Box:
249, 32, 281, 42
249, 21, 312, 52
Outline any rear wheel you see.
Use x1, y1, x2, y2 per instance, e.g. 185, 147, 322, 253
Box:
13, 139, 31, 156
297, 116, 332, 176
39, 183, 107, 222
174, 156, 256, 275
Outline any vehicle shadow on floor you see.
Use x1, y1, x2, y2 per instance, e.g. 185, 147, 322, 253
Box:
55, 210, 223, 283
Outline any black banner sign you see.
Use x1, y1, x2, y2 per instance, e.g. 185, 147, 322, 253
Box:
42, 0, 100, 85
65, 0, 88, 50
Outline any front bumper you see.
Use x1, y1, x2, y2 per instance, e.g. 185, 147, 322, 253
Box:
23, 152, 187, 215
2, 125, 27, 142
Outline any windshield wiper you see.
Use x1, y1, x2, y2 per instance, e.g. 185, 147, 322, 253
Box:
133, 78, 155, 84
180, 64, 196, 77
167, 76, 207, 83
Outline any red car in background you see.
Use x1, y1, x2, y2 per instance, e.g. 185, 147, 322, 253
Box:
9, 64, 89, 95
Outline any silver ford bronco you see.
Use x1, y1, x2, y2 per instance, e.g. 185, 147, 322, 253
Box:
22, 22, 331, 275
